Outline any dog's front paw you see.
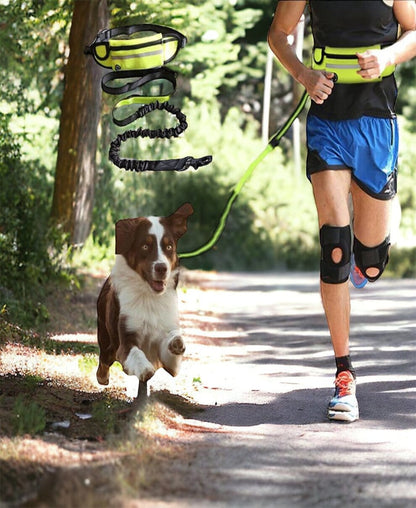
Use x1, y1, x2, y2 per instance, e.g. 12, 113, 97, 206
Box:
96, 363, 110, 385
168, 335, 186, 356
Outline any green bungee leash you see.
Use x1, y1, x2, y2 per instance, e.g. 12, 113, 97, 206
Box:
179, 90, 309, 259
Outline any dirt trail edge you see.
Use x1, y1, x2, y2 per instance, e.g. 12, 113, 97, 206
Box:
140, 271, 416, 508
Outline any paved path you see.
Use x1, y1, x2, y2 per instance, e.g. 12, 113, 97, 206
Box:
144, 272, 416, 508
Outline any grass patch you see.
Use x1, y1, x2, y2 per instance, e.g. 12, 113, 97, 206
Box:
12, 394, 46, 436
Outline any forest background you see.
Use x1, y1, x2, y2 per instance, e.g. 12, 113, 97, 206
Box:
1, 0, 416, 329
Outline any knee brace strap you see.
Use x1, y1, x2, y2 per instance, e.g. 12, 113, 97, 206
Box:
353, 236, 390, 282
320, 225, 351, 284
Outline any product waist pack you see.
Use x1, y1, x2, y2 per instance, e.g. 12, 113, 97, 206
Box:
85, 24, 187, 71
311, 45, 395, 84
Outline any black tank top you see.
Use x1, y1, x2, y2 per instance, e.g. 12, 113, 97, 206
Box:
308, 0, 399, 120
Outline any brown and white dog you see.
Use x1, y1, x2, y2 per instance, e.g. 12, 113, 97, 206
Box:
96, 203, 194, 388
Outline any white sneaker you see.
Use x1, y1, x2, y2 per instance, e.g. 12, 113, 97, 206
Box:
327, 370, 359, 423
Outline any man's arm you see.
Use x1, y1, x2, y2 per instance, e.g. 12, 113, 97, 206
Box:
357, 0, 416, 79
267, 0, 334, 104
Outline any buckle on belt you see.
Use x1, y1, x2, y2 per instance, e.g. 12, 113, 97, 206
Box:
312, 45, 395, 84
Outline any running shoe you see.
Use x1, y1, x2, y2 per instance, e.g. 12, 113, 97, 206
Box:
350, 253, 368, 289
327, 370, 359, 423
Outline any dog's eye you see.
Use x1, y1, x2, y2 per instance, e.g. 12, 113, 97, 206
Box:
142, 244, 149, 251
166, 244, 173, 251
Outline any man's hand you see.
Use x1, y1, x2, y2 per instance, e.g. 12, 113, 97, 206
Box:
356, 49, 390, 80
302, 69, 335, 104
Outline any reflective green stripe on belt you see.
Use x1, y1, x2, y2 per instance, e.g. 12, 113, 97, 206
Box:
312, 45, 395, 84
85, 24, 187, 71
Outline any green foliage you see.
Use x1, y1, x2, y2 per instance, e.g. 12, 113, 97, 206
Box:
92, 397, 118, 435
13, 394, 47, 436
78, 354, 98, 376
397, 118, 416, 223
0, 0, 71, 113
385, 117, 416, 277
22, 374, 45, 392
396, 61, 416, 130
0, 113, 66, 326
388, 247, 416, 278
10, 328, 99, 355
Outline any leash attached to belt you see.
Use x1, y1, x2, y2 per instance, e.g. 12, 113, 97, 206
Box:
179, 90, 309, 259
179, 42, 396, 259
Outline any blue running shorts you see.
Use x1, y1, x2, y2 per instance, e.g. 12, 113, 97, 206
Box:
306, 115, 398, 200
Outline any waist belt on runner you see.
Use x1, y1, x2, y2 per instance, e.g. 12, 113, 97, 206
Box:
85, 23, 187, 71
312, 45, 395, 84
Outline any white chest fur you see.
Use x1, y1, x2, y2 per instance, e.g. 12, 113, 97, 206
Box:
111, 255, 179, 336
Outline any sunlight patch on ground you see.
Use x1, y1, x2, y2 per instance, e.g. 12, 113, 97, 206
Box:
50, 333, 96, 343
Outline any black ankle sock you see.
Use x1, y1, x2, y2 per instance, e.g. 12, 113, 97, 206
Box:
335, 355, 356, 379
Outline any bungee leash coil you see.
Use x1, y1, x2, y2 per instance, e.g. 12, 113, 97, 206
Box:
179, 90, 309, 259
112, 100, 188, 137
108, 101, 212, 172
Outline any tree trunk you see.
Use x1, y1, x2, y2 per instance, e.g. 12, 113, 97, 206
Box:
51, 0, 108, 246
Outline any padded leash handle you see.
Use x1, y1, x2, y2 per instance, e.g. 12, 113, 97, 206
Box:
109, 154, 212, 172
101, 67, 177, 96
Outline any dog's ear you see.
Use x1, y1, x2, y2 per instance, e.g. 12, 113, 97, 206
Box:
115, 218, 140, 255
166, 203, 194, 240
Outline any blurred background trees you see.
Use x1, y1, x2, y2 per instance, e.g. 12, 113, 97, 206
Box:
1, 0, 416, 326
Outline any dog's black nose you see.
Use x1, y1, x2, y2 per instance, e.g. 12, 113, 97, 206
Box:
154, 263, 168, 278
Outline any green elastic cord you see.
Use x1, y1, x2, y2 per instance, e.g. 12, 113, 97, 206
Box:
179, 90, 309, 259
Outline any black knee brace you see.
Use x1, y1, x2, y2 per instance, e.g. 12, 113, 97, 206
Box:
353, 235, 390, 282
320, 225, 352, 284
